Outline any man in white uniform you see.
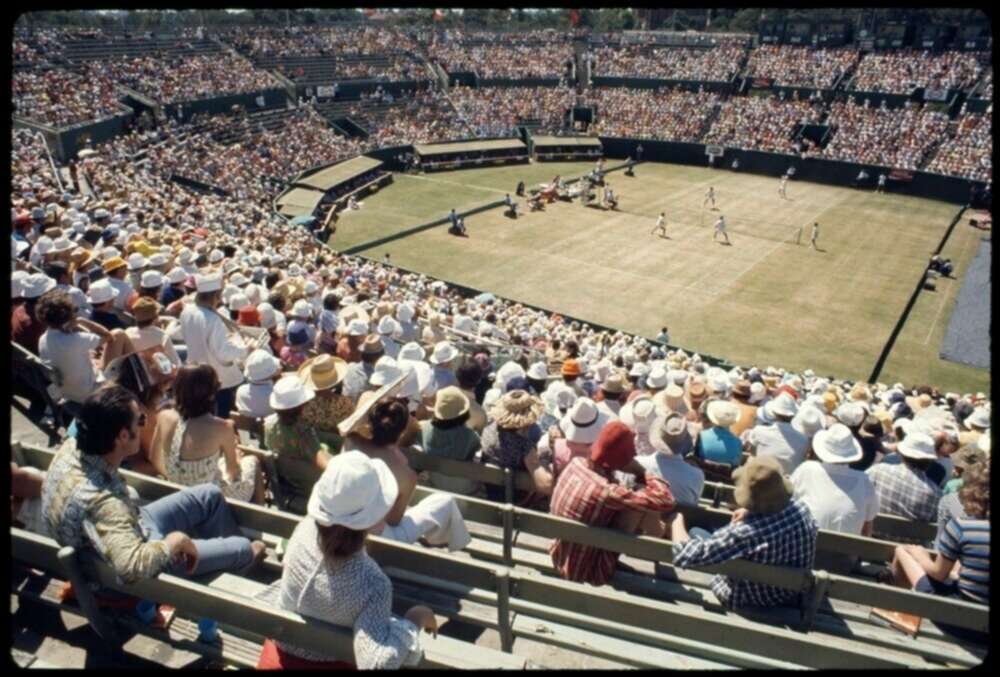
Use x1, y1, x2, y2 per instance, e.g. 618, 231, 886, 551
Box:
810, 222, 820, 250
703, 186, 716, 208
713, 215, 730, 245
779, 175, 788, 199
651, 212, 668, 237
180, 271, 247, 418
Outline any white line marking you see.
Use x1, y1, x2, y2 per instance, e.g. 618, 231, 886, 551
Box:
400, 172, 511, 195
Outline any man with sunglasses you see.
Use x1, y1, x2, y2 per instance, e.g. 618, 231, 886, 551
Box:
42, 384, 265, 584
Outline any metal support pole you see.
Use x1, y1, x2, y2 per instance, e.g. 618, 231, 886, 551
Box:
56, 547, 119, 642
501, 504, 514, 567
503, 467, 514, 506
496, 569, 514, 653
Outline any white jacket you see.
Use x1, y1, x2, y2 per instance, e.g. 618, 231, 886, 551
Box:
180, 304, 246, 389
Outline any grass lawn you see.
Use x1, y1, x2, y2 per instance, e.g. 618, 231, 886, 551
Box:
328, 161, 989, 393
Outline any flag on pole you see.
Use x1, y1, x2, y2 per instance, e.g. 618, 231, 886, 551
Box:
433, 9, 445, 22
569, 9, 580, 26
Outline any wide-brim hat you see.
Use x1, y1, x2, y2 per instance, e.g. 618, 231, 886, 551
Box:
811, 423, 863, 464
560, 397, 610, 444
905, 393, 933, 411
361, 335, 385, 355
706, 400, 740, 428
650, 412, 694, 457
602, 372, 627, 394
732, 379, 752, 399
897, 432, 938, 461
307, 451, 399, 531
434, 386, 470, 421
429, 340, 460, 364
269, 375, 316, 411
619, 396, 657, 434
338, 373, 407, 437
86, 280, 119, 304
491, 390, 545, 429
732, 456, 793, 515
767, 393, 799, 418
965, 407, 991, 431
298, 354, 348, 391
369, 356, 402, 387
132, 297, 161, 323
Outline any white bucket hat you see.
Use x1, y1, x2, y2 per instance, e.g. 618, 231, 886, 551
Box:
269, 375, 315, 411
792, 405, 827, 438
258, 303, 278, 330
86, 278, 119, 304
166, 266, 187, 284
147, 253, 169, 268
834, 402, 866, 428
397, 342, 426, 362
706, 400, 740, 428
645, 366, 668, 389
208, 248, 224, 263
527, 362, 548, 381
346, 318, 368, 336
369, 356, 402, 387
766, 393, 798, 418
543, 382, 578, 417
244, 349, 281, 383
429, 340, 460, 365
51, 236, 74, 254
619, 396, 657, 434
965, 407, 991, 431
126, 253, 146, 271
748, 381, 767, 404
811, 423, 863, 464
377, 315, 401, 337
140, 270, 164, 289
11, 270, 29, 299
228, 293, 251, 312
21, 273, 56, 299
307, 451, 399, 531
290, 299, 313, 320
229, 272, 249, 288
897, 432, 938, 461
560, 398, 610, 445
396, 302, 415, 323
195, 271, 224, 293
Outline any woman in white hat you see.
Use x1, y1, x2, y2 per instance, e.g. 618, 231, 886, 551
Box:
791, 423, 879, 542
264, 375, 335, 502
235, 349, 282, 419
420, 386, 482, 494
255, 451, 437, 669
298, 354, 353, 449
619, 395, 662, 457
151, 364, 263, 504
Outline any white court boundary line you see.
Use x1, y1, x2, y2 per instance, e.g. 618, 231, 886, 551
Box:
400, 172, 518, 196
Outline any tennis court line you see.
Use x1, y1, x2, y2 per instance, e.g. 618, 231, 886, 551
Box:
400, 172, 512, 195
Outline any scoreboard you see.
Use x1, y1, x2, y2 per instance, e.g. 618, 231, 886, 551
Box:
784, 21, 814, 45
759, 21, 782, 45
917, 24, 955, 50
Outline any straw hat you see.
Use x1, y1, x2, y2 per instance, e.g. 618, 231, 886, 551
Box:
649, 412, 694, 457
905, 393, 933, 412
361, 335, 385, 356
434, 386, 470, 421
269, 375, 315, 411
491, 390, 545, 429
706, 400, 740, 428
298, 355, 348, 391
307, 451, 398, 531
811, 423, 863, 464
132, 297, 160, 323
602, 372, 627, 395
560, 398, 611, 445
732, 456, 793, 515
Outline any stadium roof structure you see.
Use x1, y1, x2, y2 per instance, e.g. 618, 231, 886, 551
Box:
532, 135, 603, 148
414, 138, 526, 156
275, 186, 325, 217
295, 155, 383, 191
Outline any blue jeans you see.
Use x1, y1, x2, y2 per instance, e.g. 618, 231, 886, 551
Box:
689, 527, 713, 540
139, 484, 252, 577
215, 385, 237, 419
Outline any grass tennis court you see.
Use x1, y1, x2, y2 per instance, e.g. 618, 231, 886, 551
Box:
329, 161, 989, 393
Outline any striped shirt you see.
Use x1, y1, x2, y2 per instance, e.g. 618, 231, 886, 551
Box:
549, 457, 675, 586
938, 517, 989, 605
672, 499, 818, 609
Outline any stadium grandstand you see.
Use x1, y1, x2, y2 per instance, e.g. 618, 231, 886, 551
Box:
10, 7, 991, 671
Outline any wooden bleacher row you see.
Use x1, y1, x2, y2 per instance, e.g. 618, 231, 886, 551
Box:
209, 107, 304, 146
12, 442, 986, 669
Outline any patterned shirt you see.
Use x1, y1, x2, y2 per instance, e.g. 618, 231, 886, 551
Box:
938, 516, 990, 604
480, 422, 536, 470
672, 499, 818, 609
549, 457, 675, 586
264, 416, 331, 498
866, 460, 941, 523
41, 437, 171, 584
300, 393, 355, 434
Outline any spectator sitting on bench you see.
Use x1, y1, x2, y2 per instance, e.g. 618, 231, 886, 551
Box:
928, 254, 955, 277
42, 384, 266, 583
265, 375, 335, 502
254, 451, 437, 669
669, 455, 819, 608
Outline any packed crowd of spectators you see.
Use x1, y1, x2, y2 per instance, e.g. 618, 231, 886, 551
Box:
449, 85, 574, 138
851, 50, 986, 93
12, 68, 131, 128
148, 107, 364, 200
11, 128, 63, 195
745, 45, 859, 89
703, 94, 823, 154
821, 99, 950, 170
278, 56, 425, 83
13, 28, 69, 67
82, 54, 280, 104
925, 112, 992, 183
974, 67, 992, 99
592, 44, 746, 82
429, 42, 567, 79
586, 87, 721, 142
224, 25, 421, 58
359, 90, 473, 147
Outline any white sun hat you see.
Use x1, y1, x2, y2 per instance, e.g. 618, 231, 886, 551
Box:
244, 349, 281, 383
429, 340, 460, 365
166, 266, 188, 284
22, 273, 57, 299
645, 366, 669, 389
527, 362, 548, 381
307, 451, 399, 531
346, 318, 369, 336
619, 396, 657, 434
965, 407, 991, 431
369, 356, 403, 387
140, 270, 164, 289
897, 432, 938, 461
397, 341, 426, 362
269, 375, 315, 411
86, 278, 119, 304
706, 400, 740, 428
766, 393, 799, 418
126, 252, 147, 271
811, 423, 863, 464
560, 398, 611, 445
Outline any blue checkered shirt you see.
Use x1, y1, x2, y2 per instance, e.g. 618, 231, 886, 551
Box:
672, 499, 818, 609
865, 461, 941, 523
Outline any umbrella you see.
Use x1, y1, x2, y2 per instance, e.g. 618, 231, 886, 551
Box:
475, 292, 496, 304
291, 215, 317, 227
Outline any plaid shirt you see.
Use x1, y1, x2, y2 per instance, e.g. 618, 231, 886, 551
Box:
866, 460, 941, 523
550, 457, 675, 586
672, 499, 817, 609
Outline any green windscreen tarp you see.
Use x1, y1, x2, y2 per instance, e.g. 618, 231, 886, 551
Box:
296, 156, 383, 191
414, 139, 526, 157
532, 136, 603, 148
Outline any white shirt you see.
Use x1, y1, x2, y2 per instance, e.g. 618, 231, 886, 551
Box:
108, 277, 133, 311
791, 460, 880, 535
656, 215, 665, 227
715, 218, 726, 230
180, 303, 247, 389
235, 381, 276, 419
596, 399, 621, 420
638, 453, 705, 508
39, 328, 103, 404
747, 421, 809, 475
124, 325, 183, 367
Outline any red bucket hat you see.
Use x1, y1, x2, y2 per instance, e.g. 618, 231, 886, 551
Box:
590, 421, 636, 472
